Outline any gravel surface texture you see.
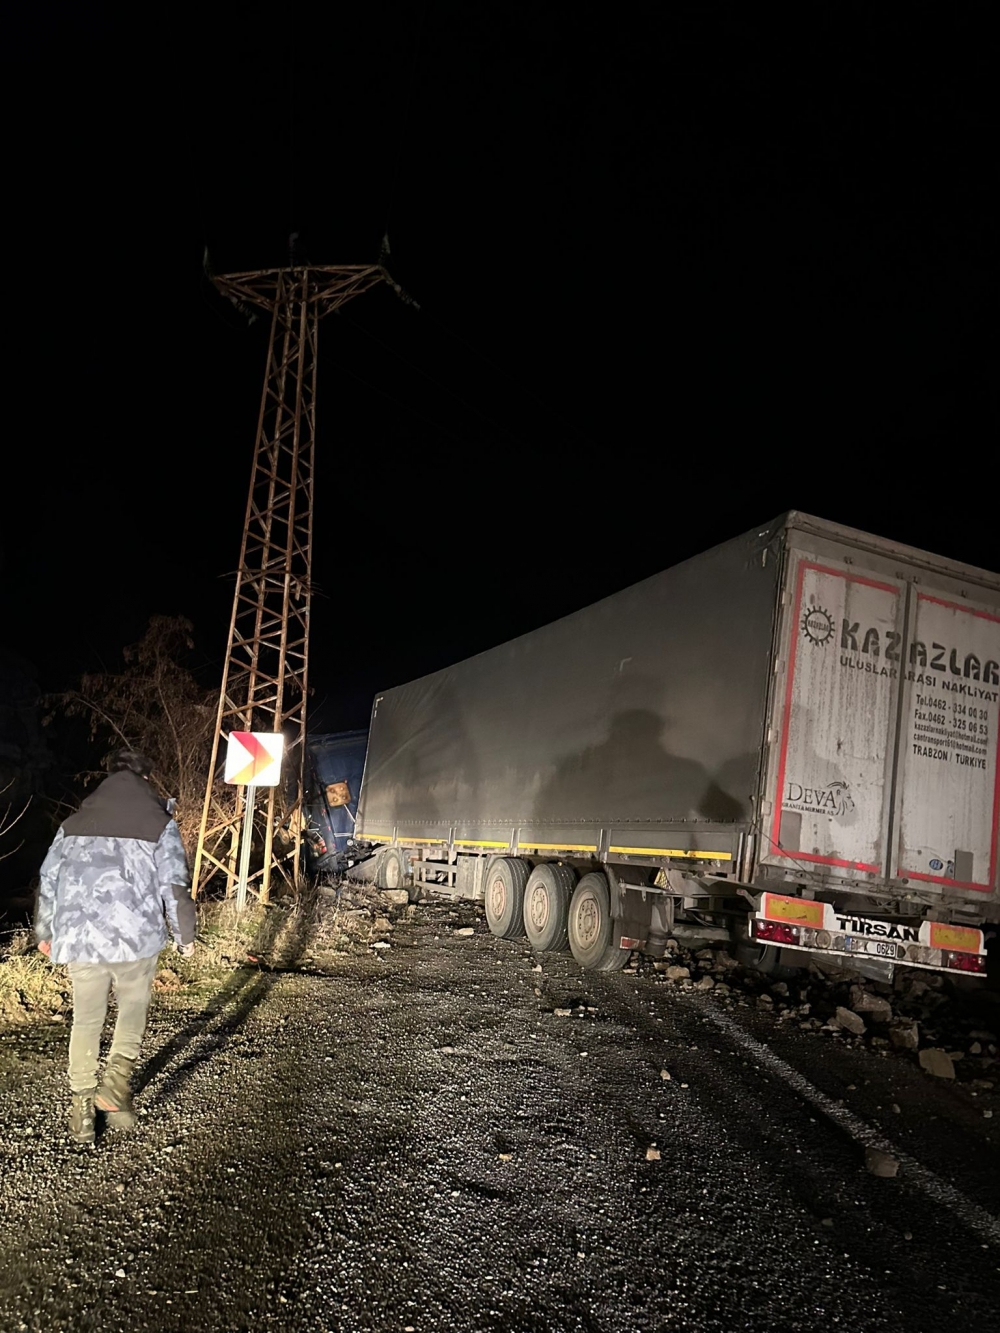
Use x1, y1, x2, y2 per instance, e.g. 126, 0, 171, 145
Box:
1, 901, 998, 1333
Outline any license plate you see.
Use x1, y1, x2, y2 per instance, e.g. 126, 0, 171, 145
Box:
845, 936, 900, 960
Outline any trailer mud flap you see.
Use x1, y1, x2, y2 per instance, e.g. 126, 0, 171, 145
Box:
604, 865, 654, 950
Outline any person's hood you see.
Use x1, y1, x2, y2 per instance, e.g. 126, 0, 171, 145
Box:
61, 770, 171, 843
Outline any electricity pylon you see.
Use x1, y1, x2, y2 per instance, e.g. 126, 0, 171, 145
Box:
193, 263, 386, 901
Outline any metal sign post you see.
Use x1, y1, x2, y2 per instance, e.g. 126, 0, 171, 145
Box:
235, 784, 257, 912
222, 732, 285, 911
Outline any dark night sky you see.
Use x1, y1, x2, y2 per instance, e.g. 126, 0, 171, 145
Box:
2, 3, 995, 734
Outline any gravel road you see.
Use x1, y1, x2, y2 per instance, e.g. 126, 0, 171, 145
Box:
1, 902, 998, 1333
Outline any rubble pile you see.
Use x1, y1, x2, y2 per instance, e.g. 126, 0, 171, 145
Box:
636, 937, 999, 1090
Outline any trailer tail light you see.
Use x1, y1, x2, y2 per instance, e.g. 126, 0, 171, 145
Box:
943, 949, 986, 975
754, 920, 801, 946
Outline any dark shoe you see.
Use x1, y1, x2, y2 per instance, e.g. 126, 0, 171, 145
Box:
69, 1092, 96, 1147
95, 1057, 136, 1128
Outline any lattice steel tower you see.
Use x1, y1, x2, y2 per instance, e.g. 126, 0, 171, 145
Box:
193, 263, 386, 901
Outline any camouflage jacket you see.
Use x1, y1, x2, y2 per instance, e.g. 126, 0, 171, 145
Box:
34, 771, 195, 964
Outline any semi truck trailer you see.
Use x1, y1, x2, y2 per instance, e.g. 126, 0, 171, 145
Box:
354, 513, 999, 978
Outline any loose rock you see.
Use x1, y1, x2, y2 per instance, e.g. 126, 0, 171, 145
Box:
849, 988, 893, 1021
889, 1022, 920, 1051
835, 1007, 866, 1036
918, 1048, 955, 1079
865, 1147, 900, 1178
665, 965, 690, 981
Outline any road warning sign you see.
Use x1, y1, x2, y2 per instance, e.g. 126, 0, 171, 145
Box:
224, 732, 284, 787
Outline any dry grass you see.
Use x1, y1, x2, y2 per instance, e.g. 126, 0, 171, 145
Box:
0, 879, 406, 1024
178, 881, 399, 977
0, 930, 71, 1024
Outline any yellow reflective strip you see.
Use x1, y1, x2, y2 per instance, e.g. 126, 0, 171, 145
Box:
929, 922, 982, 953
517, 842, 598, 852
360, 833, 391, 841
454, 839, 510, 848
402, 838, 448, 845
609, 846, 732, 860
762, 893, 824, 928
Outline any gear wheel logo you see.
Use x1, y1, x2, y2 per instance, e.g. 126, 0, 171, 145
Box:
802, 606, 834, 646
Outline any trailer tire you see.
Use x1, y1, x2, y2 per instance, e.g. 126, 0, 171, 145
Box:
523, 863, 575, 953
484, 858, 530, 940
375, 846, 409, 892
568, 873, 629, 972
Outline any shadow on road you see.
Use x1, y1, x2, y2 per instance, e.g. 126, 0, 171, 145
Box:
136, 891, 320, 1106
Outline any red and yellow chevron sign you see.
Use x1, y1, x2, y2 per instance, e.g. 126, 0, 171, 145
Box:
224, 732, 284, 787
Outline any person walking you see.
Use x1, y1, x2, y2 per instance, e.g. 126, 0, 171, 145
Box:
35, 749, 196, 1146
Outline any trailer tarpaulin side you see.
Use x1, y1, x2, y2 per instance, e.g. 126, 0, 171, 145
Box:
356, 523, 782, 843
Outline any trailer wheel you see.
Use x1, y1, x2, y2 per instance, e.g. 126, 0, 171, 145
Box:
523, 863, 575, 953
484, 858, 530, 940
568, 873, 629, 972
376, 846, 409, 891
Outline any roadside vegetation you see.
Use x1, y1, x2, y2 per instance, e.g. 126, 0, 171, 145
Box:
0, 880, 409, 1025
